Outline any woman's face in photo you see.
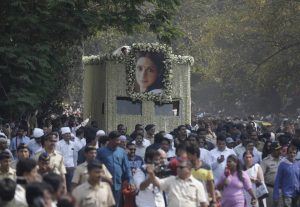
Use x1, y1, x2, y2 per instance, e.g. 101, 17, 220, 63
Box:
136, 56, 158, 92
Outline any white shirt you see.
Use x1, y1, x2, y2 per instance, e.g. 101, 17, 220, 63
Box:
159, 175, 208, 207
234, 143, 246, 158
80, 138, 99, 149
73, 137, 84, 166
134, 168, 165, 207
133, 139, 151, 159
191, 124, 199, 132
158, 148, 176, 160
209, 147, 236, 184
166, 148, 176, 159
136, 139, 151, 146
56, 139, 76, 167
80, 138, 86, 146
295, 151, 300, 161
74, 137, 85, 149
199, 147, 211, 166
14, 184, 27, 207
244, 164, 262, 207
27, 139, 42, 154
135, 146, 147, 159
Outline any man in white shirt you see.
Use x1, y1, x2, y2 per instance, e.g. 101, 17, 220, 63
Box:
145, 159, 209, 207
27, 128, 43, 155
198, 136, 212, 165
134, 149, 165, 207
209, 134, 236, 184
71, 131, 84, 166
56, 127, 76, 192
233, 133, 252, 158
73, 127, 85, 149
132, 133, 150, 159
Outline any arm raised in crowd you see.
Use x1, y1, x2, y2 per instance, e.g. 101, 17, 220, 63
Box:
139, 164, 159, 190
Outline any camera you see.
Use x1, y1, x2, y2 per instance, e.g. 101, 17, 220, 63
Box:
154, 164, 172, 178
142, 162, 173, 178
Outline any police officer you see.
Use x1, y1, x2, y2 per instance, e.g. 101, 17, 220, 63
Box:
71, 146, 112, 190
72, 160, 115, 207
260, 142, 281, 207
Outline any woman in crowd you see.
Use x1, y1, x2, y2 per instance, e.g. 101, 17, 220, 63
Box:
217, 154, 257, 207
243, 150, 266, 207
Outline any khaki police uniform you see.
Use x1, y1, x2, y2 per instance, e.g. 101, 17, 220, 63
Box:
72, 181, 115, 207
35, 150, 66, 175
0, 167, 16, 180
159, 175, 208, 207
72, 161, 112, 186
261, 155, 281, 207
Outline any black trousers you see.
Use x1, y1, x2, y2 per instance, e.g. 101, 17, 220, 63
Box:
65, 167, 75, 192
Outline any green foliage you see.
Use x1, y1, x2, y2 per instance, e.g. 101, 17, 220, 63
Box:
0, 0, 182, 120
174, 0, 300, 114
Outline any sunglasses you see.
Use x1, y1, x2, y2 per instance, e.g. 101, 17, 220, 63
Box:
177, 166, 187, 169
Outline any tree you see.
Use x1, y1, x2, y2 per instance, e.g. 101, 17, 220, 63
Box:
173, 0, 300, 114
82, 0, 300, 115
0, 0, 182, 120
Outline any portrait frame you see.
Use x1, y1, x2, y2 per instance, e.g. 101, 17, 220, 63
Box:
125, 43, 173, 103
83, 42, 194, 103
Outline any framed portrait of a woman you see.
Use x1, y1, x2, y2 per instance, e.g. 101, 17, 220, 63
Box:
134, 51, 165, 94
126, 43, 173, 102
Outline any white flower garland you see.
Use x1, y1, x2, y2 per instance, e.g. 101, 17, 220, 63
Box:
83, 43, 194, 103
82, 54, 125, 64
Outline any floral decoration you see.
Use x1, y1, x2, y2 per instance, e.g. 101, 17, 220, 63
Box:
82, 54, 125, 65
83, 43, 194, 103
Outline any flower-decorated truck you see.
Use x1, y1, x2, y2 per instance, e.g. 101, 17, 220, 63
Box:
82, 43, 193, 132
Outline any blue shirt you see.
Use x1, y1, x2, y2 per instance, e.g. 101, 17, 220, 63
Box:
273, 159, 300, 200
9, 136, 30, 158
97, 146, 133, 191
128, 155, 144, 170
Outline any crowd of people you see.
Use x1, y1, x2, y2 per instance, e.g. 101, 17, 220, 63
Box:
0, 115, 300, 207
